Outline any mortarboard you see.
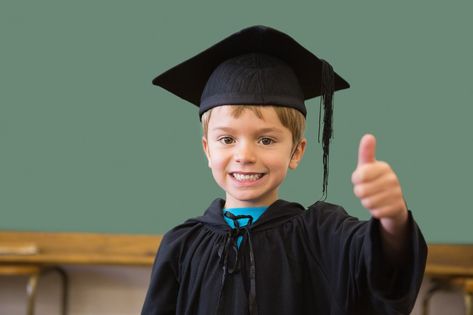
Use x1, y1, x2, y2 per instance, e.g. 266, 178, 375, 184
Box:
152, 25, 350, 199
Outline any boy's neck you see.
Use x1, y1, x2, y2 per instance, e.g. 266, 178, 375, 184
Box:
225, 205, 269, 210
224, 194, 278, 209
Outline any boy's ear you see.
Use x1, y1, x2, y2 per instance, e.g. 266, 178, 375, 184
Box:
202, 136, 212, 168
289, 138, 307, 170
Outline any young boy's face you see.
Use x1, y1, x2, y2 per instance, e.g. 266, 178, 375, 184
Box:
202, 105, 306, 209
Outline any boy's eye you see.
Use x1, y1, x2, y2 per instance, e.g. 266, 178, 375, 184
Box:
218, 136, 235, 145
259, 137, 275, 145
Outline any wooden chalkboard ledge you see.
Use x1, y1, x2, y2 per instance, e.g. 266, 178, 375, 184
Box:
0, 231, 161, 266
1, 231, 472, 271
426, 244, 473, 276
1, 231, 472, 272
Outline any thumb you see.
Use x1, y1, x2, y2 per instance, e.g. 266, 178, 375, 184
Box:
357, 134, 377, 167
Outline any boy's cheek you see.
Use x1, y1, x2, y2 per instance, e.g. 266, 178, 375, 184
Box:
208, 157, 227, 172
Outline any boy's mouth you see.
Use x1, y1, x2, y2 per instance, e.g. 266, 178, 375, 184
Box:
231, 172, 265, 182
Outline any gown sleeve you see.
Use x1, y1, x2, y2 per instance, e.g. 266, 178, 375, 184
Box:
305, 201, 427, 315
141, 229, 182, 315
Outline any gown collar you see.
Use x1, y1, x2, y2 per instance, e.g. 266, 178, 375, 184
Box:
194, 198, 307, 231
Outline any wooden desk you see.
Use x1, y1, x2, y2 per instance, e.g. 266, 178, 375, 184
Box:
0, 231, 162, 315
424, 244, 473, 315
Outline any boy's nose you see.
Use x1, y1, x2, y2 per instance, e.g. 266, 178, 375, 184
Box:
234, 142, 256, 164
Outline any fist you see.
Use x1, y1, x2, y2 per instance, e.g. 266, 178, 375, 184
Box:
351, 134, 407, 221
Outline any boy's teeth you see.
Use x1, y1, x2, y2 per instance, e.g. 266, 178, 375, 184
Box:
233, 173, 262, 181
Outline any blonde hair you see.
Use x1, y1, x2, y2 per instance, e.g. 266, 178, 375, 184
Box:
201, 105, 306, 147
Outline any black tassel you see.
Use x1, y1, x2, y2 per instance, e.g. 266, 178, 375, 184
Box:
318, 60, 335, 200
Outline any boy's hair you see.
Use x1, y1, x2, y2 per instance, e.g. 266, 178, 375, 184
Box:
201, 105, 306, 148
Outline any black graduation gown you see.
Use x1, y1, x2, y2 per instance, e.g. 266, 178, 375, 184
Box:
141, 199, 427, 315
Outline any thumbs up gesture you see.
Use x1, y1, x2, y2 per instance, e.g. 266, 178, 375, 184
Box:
352, 134, 408, 227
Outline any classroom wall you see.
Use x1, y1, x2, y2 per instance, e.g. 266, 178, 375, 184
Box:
1, 1, 471, 313
0, 268, 465, 315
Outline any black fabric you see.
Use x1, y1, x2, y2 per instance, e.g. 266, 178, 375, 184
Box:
200, 53, 306, 117
141, 199, 427, 315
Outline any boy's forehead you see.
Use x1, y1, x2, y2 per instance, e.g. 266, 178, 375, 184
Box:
209, 105, 282, 127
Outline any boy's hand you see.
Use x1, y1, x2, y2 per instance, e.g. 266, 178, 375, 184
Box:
351, 134, 408, 233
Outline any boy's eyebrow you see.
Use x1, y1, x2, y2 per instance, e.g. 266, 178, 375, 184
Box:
211, 126, 285, 134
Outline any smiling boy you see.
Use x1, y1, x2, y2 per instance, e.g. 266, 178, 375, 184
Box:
142, 26, 427, 315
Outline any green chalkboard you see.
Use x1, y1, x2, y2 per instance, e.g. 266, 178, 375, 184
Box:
1, 1, 472, 243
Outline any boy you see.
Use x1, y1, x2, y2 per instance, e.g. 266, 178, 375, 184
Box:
142, 25, 427, 315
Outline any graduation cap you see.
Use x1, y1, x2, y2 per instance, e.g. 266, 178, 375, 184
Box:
153, 25, 350, 199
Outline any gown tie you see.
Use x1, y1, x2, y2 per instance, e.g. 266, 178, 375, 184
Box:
215, 211, 258, 315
